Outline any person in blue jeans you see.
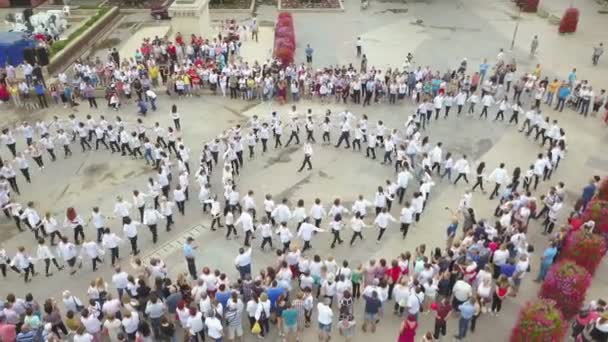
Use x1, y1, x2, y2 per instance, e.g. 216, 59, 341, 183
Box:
555, 85, 571, 112
455, 298, 475, 340
536, 241, 558, 282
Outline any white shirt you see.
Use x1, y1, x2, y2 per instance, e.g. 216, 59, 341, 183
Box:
123, 221, 140, 238
317, 302, 333, 325
234, 248, 252, 267
297, 222, 323, 241
488, 167, 509, 184
374, 212, 396, 228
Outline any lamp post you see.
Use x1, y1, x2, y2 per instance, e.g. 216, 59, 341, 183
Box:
510, 5, 522, 51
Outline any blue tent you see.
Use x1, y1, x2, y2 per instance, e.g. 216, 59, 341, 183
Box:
0, 31, 36, 66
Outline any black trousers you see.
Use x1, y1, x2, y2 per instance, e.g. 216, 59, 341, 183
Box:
165, 214, 173, 231
148, 224, 158, 243
401, 223, 410, 238
322, 132, 330, 143
330, 230, 343, 247
44, 258, 61, 275
352, 138, 361, 151
261, 138, 268, 152
298, 155, 312, 171
261, 236, 273, 250
285, 131, 300, 146
46, 148, 57, 161
129, 236, 139, 254
472, 176, 484, 191
366, 146, 376, 159
349, 231, 363, 245
377, 227, 387, 241
454, 173, 469, 184
110, 247, 119, 266
274, 134, 283, 148
335, 132, 350, 148
186, 257, 197, 279
306, 130, 316, 143
489, 183, 501, 199
80, 137, 92, 151
73, 225, 85, 244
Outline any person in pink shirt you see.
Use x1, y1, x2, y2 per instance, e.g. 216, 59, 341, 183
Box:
0, 313, 17, 342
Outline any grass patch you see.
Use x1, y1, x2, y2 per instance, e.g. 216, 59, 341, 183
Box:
50, 7, 112, 57
209, 0, 253, 9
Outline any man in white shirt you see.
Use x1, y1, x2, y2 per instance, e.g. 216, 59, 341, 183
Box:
235, 209, 254, 246
234, 247, 252, 279
113, 196, 132, 224
480, 93, 494, 119
488, 163, 509, 200
317, 299, 333, 341
297, 218, 324, 251
374, 208, 396, 243
112, 266, 129, 299
298, 142, 313, 172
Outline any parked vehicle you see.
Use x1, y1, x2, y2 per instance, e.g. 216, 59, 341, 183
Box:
150, 0, 174, 20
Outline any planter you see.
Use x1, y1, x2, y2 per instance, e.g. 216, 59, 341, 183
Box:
580, 200, 608, 242
559, 7, 580, 33
561, 229, 607, 274
539, 260, 591, 319
510, 299, 567, 342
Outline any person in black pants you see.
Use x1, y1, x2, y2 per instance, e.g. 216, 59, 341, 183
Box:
335, 124, 351, 148
471, 162, 486, 192
298, 143, 313, 172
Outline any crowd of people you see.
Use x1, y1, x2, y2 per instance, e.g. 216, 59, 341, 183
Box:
0, 28, 606, 341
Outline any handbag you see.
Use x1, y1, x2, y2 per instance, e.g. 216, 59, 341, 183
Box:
251, 321, 262, 334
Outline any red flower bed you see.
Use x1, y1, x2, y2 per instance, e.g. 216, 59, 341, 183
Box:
561, 229, 607, 274
274, 12, 296, 66
539, 260, 591, 319
580, 200, 608, 241
510, 299, 567, 342
597, 178, 608, 201
281, 0, 341, 9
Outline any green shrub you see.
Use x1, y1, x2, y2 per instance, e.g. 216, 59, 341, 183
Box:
49, 7, 112, 57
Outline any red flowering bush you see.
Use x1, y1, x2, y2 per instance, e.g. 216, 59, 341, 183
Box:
274, 13, 296, 66
561, 229, 607, 274
597, 178, 608, 201
510, 299, 567, 342
580, 200, 608, 241
539, 260, 591, 319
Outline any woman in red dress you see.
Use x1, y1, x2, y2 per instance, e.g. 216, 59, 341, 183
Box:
398, 315, 418, 342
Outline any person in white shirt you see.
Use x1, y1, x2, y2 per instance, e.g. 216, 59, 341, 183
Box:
298, 142, 313, 172
122, 310, 140, 340
276, 222, 294, 252
234, 247, 253, 279
102, 228, 121, 267
374, 208, 396, 242
400, 202, 415, 239
271, 198, 292, 224
235, 209, 254, 246
143, 204, 163, 244
297, 218, 325, 251
488, 163, 509, 200
453, 155, 470, 185
317, 298, 333, 341
349, 212, 366, 246
113, 196, 132, 224
58, 237, 79, 275
532, 153, 547, 190
309, 198, 327, 227
542, 197, 563, 235
37, 238, 63, 276
160, 196, 175, 231
480, 93, 494, 119
81, 239, 103, 271
467, 93, 479, 115
122, 217, 140, 256
494, 96, 509, 121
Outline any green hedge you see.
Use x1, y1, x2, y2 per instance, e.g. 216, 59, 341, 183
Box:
49, 7, 112, 56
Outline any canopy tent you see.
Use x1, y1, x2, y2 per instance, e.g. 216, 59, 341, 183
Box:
0, 31, 36, 66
